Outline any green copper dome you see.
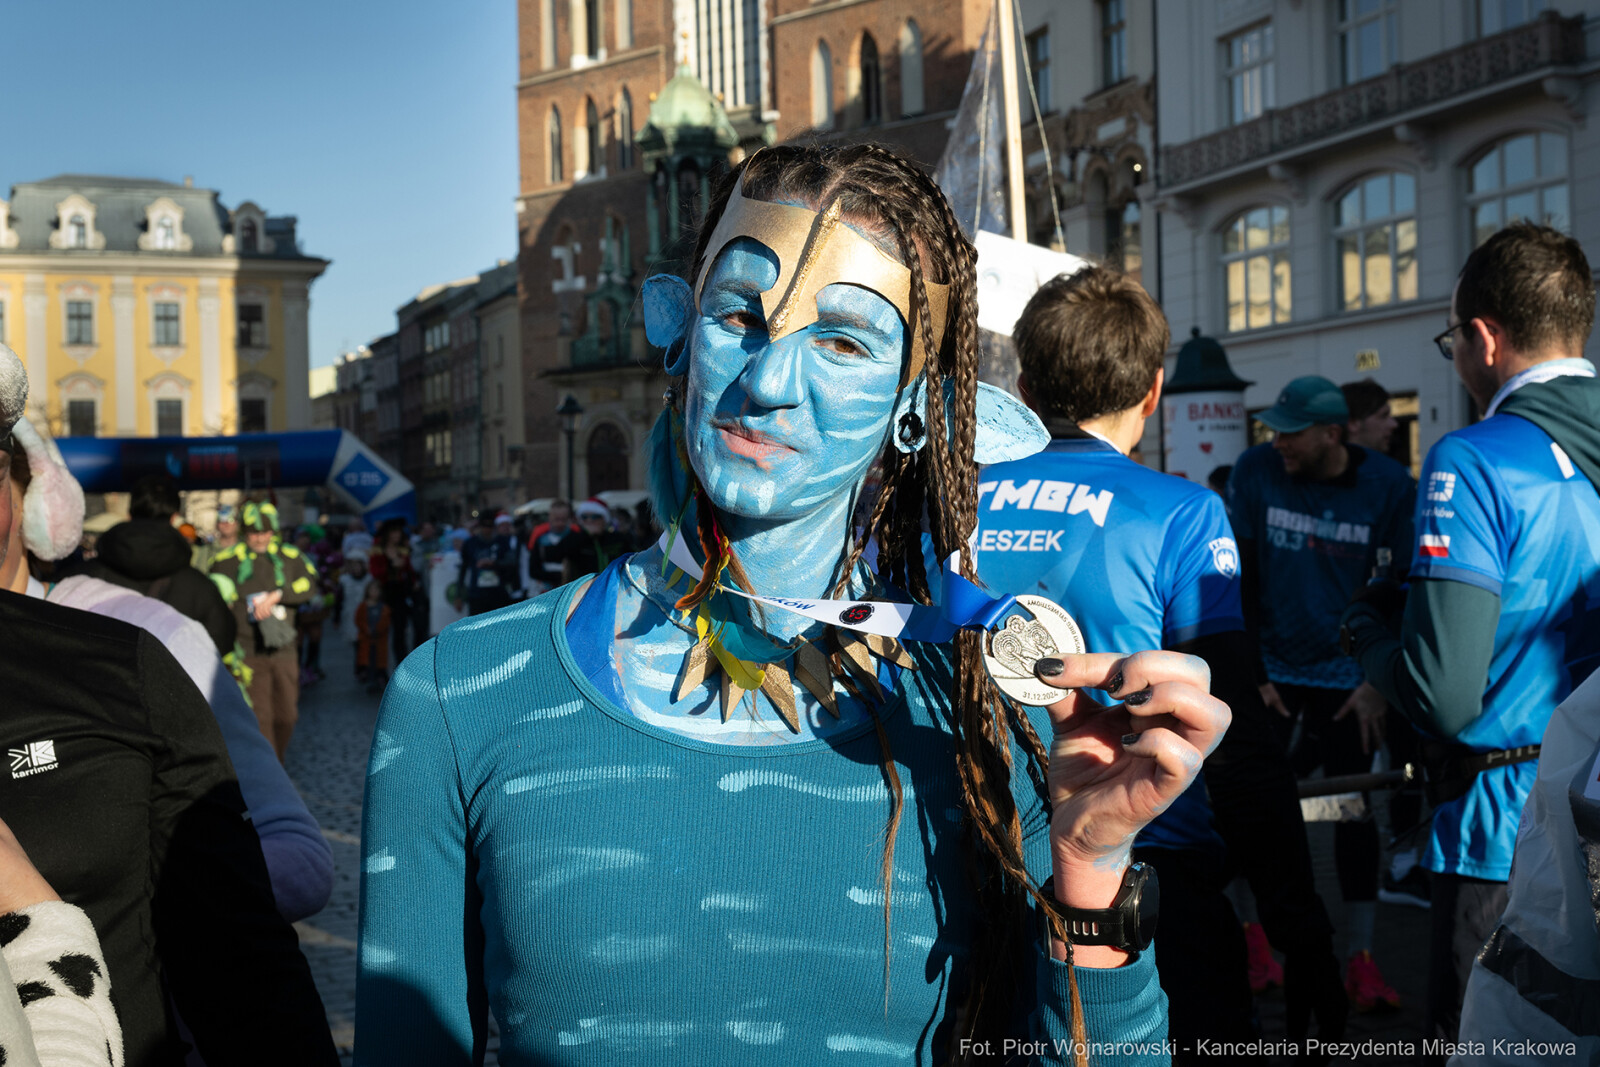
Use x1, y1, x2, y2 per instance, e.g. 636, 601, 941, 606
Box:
641, 63, 738, 148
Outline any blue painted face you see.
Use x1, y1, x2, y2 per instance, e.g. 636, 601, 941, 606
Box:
683, 238, 907, 521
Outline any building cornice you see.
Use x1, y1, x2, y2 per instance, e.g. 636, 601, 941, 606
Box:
1210, 296, 1452, 350
516, 46, 663, 90
1158, 14, 1590, 197
769, 0, 874, 28
0, 252, 328, 281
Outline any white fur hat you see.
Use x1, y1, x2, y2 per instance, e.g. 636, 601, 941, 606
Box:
10, 416, 85, 561
0, 342, 25, 438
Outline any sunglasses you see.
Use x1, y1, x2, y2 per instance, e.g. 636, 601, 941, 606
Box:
1432, 322, 1464, 360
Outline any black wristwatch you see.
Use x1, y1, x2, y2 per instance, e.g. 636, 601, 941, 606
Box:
1038, 863, 1159, 956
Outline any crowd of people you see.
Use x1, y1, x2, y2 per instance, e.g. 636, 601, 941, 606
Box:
0, 140, 1595, 1066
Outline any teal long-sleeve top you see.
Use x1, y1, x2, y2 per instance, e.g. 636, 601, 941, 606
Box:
354, 582, 1169, 1065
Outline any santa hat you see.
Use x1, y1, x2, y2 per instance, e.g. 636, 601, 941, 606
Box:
10, 415, 86, 562
574, 498, 609, 520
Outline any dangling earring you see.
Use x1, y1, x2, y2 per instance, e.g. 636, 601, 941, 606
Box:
897, 411, 924, 448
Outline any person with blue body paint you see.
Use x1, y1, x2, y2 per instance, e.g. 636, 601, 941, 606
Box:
354, 144, 1229, 1066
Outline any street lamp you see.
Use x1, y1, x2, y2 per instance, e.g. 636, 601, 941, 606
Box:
557, 394, 584, 500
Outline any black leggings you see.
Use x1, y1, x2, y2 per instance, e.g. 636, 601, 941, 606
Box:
1275, 683, 1379, 903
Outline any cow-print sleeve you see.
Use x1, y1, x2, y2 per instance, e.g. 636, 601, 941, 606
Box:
0, 901, 121, 1067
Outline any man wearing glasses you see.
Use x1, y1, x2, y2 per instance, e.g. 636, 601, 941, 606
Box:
1342, 223, 1600, 1048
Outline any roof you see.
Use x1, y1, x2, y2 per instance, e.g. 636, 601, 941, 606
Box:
2, 174, 322, 260
639, 63, 738, 150
34, 174, 189, 190
475, 261, 518, 305
398, 275, 480, 321
1166, 328, 1254, 395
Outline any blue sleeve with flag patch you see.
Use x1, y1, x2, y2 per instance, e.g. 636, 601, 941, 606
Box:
1160, 492, 1245, 646
1411, 435, 1512, 596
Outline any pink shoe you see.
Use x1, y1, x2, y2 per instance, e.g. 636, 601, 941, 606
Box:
1345, 950, 1401, 1012
1243, 921, 1282, 993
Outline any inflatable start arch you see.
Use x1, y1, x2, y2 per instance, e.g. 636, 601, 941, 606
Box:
57, 430, 416, 528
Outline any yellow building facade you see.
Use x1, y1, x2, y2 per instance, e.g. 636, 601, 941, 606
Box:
0, 175, 327, 439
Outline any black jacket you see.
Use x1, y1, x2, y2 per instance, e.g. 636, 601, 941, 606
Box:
0, 590, 336, 1066
80, 519, 237, 656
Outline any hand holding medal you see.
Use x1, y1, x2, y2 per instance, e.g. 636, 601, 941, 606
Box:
1030, 649, 1230, 963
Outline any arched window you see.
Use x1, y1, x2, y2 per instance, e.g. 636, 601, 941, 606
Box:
898, 20, 924, 118
856, 33, 882, 126
239, 218, 258, 253
1334, 171, 1416, 311
1221, 205, 1291, 331
1467, 131, 1569, 246
586, 423, 629, 494
1084, 169, 1109, 256
548, 106, 564, 184
69, 215, 88, 249
580, 97, 601, 177
676, 161, 703, 233
811, 41, 833, 129
155, 217, 177, 251
1112, 201, 1141, 276
616, 89, 634, 170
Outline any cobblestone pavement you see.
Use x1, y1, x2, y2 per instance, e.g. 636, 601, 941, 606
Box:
284, 636, 1431, 1064
1250, 817, 1433, 1064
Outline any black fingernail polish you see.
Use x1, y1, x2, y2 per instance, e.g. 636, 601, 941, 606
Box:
1106, 671, 1124, 696
1120, 733, 1140, 747
1035, 657, 1064, 677
1125, 688, 1152, 707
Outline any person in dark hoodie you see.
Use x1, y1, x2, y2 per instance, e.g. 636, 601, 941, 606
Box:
1341, 222, 1600, 1050
81, 474, 237, 657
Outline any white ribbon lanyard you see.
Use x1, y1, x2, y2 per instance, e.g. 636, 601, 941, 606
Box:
656, 532, 1087, 706
659, 531, 927, 638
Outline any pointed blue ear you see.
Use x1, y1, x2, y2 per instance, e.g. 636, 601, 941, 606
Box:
973, 382, 1048, 464
643, 274, 694, 376
890, 379, 1047, 463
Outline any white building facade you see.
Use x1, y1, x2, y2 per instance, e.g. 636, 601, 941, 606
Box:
1153, 1, 1599, 472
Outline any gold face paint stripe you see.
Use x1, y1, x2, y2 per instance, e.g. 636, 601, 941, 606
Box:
767, 198, 842, 337
692, 168, 949, 387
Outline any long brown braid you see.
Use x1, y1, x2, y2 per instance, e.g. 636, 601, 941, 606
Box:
672, 143, 1088, 1064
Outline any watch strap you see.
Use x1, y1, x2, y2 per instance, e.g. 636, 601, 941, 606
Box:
1037, 876, 1129, 947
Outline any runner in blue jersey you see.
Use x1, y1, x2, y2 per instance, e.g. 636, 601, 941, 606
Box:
1227, 375, 1416, 1012
975, 266, 1345, 1057
1342, 223, 1600, 1047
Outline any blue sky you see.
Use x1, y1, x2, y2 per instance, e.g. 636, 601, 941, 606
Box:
0, 1, 518, 369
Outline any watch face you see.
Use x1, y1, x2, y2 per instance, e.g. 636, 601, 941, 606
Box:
1134, 864, 1160, 951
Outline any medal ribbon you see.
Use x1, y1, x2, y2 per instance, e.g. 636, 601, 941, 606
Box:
658, 531, 1018, 643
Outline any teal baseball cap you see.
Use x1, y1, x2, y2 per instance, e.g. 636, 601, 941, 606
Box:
1256, 376, 1350, 433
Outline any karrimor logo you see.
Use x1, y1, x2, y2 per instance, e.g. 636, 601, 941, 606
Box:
1427, 472, 1457, 503
9, 741, 58, 779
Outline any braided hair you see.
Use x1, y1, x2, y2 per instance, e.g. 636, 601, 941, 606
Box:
660, 143, 1088, 1063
